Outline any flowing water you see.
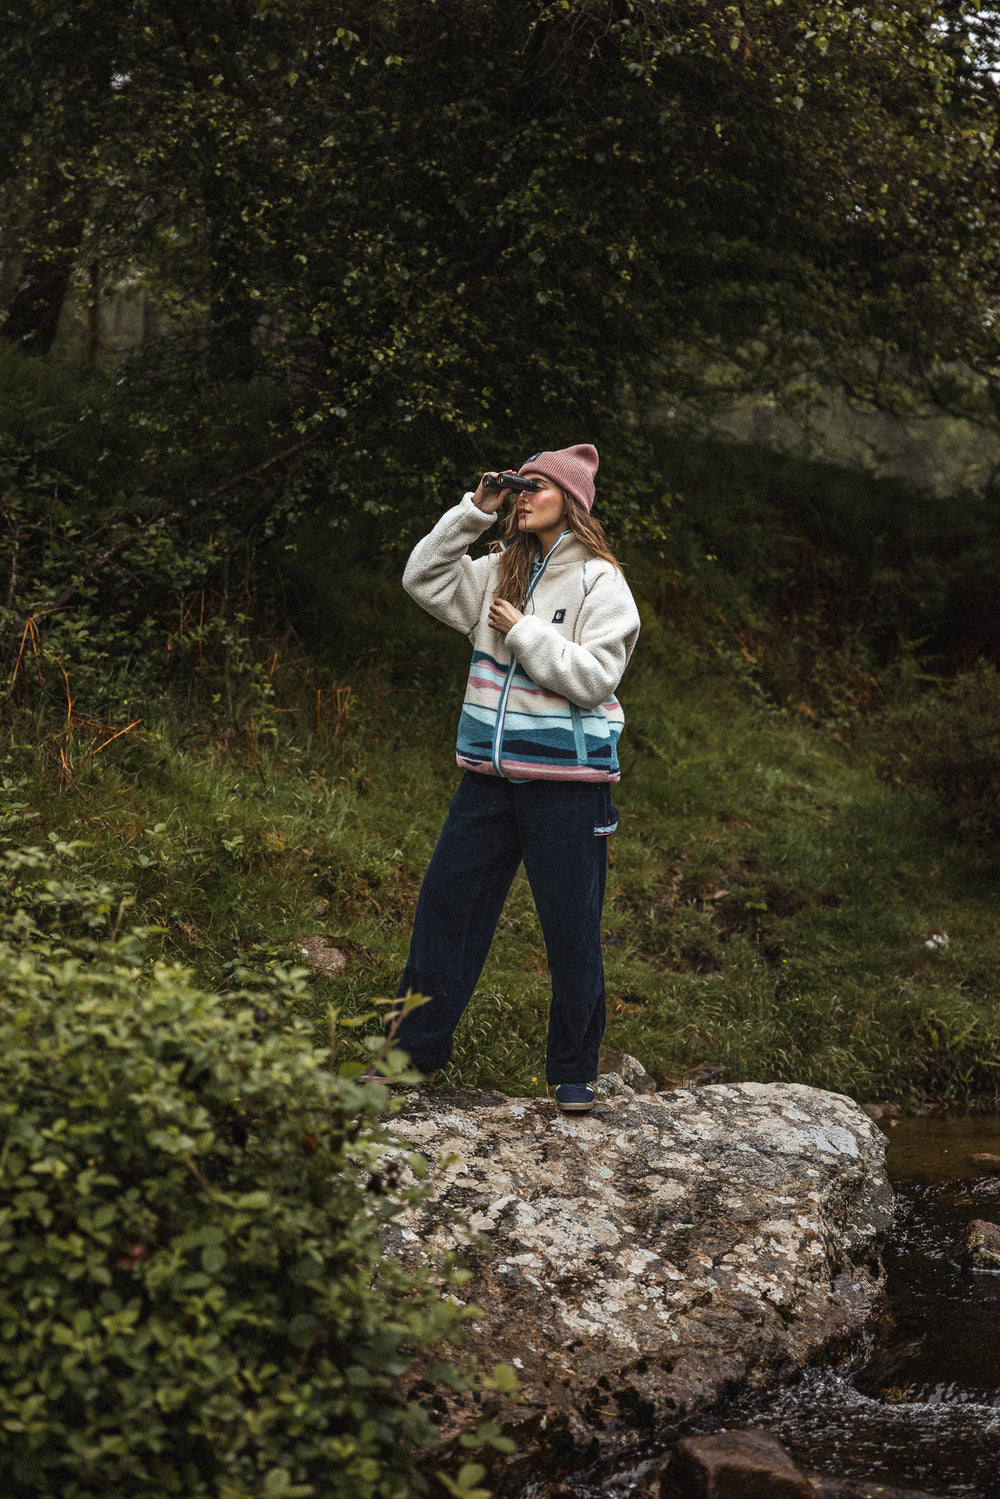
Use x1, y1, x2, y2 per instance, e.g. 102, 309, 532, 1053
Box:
581, 1114, 1000, 1498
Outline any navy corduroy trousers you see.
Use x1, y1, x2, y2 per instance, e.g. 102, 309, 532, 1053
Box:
393, 772, 615, 1083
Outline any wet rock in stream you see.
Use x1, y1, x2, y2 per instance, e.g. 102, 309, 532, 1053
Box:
382, 1080, 894, 1494
657, 1428, 945, 1498
659, 1427, 816, 1496
962, 1217, 1000, 1270
967, 1153, 1000, 1174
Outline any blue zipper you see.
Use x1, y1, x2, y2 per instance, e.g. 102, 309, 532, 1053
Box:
490, 533, 570, 778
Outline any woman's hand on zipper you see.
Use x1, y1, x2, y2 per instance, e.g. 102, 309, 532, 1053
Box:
488, 598, 523, 636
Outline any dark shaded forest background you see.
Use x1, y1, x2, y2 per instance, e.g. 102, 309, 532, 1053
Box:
5, 0, 1000, 619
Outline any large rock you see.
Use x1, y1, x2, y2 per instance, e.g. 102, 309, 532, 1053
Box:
385, 1081, 894, 1492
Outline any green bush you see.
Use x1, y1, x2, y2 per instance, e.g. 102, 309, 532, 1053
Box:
0, 845, 464, 1499
878, 660, 1000, 852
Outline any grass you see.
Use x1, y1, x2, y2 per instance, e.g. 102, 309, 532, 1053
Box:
5, 572, 1000, 1111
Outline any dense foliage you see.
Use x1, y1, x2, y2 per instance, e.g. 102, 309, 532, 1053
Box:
4, 2, 1000, 709
0, 841, 468, 1499
3, 0, 1000, 544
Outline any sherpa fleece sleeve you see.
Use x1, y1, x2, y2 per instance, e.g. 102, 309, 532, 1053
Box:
402, 494, 498, 635
504, 565, 641, 710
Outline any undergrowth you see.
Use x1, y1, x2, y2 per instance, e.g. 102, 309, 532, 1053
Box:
5, 572, 1000, 1112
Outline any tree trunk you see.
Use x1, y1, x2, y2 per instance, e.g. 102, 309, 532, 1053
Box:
85, 261, 101, 366
1, 184, 88, 357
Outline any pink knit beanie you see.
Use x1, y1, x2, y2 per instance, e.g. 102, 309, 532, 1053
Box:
518, 444, 599, 513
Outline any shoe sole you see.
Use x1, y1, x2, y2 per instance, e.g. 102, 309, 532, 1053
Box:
555, 1098, 595, 1113
362, 1073, 435, 1086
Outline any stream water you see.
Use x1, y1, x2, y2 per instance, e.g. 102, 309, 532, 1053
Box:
587, 1114, 1000, 1499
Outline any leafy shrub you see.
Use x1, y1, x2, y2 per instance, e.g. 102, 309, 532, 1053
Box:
878, 660, 1000, 851
0, 845, 464, 1499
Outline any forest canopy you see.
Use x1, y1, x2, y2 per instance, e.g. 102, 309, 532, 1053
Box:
3, 0, 1000, 547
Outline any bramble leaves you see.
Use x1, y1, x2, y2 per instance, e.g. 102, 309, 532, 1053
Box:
0, 842, 472, 1498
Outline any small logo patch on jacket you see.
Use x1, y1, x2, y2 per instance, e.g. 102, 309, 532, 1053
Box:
552, 609, 566, 623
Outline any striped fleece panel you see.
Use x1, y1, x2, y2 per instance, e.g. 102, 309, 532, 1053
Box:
456, 650, 623, 782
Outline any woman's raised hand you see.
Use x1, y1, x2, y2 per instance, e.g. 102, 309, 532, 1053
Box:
472, 473, 509, 514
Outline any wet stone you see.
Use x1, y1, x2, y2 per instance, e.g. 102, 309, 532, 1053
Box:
651, 1427, 949, 1499
860, 1102, 903, 1123
962, 1216, 1000, 1269
659, 1428, 814, 1497
966, 1151, 1000, 1173
806, 1472, 946, 1498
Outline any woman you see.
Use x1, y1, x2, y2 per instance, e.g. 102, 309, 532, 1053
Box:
391, 444, 640, 1112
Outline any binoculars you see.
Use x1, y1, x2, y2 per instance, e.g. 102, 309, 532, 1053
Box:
483, 471, 540, 494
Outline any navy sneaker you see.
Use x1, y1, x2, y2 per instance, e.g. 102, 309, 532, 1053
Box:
554, 1082, 595, 1113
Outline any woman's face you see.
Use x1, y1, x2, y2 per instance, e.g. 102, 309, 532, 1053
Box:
513, 472, 567, 551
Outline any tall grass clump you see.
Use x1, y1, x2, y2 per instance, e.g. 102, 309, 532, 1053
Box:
877, 659, 1000, 856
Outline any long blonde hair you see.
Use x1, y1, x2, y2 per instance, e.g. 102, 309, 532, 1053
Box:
491, 491, 623, 607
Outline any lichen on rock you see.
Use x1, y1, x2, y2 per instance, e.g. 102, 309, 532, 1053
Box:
962, 1217, 1000, 1270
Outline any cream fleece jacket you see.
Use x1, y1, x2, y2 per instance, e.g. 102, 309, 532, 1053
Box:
403, 495, 640, 781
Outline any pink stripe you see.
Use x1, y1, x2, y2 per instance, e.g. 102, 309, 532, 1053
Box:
496, 761, 620, 783
506, 683, 565, 700
455, 755, 620, 784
